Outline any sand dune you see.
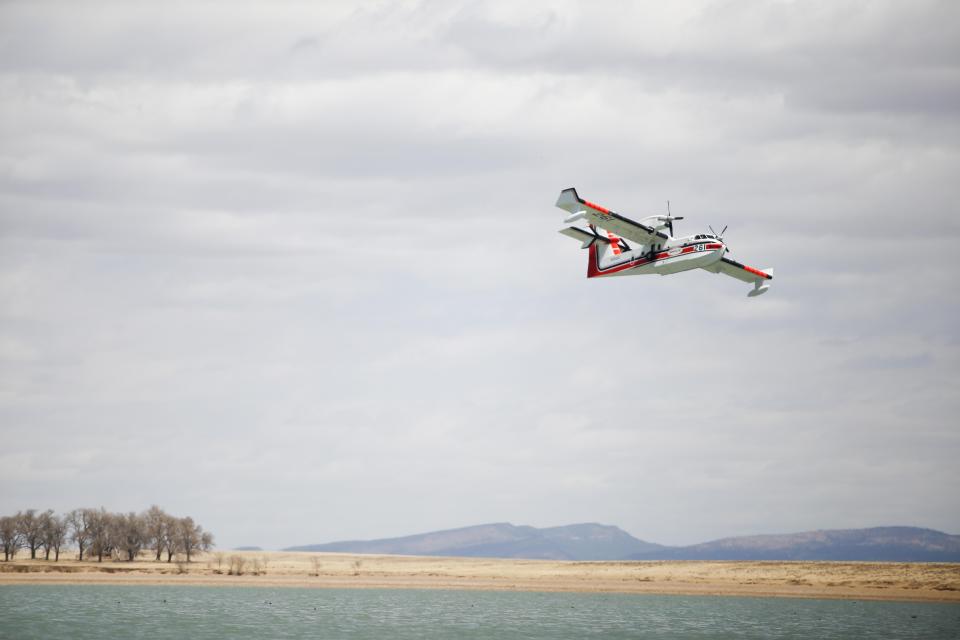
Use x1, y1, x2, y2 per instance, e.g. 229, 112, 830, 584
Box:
1, 551, 958, 603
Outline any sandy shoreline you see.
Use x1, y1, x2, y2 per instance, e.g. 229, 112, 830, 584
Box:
2, 551, 959, 603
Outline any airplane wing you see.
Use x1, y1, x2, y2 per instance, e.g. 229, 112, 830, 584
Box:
556, 187, 669, 245
706, 256, 774, 297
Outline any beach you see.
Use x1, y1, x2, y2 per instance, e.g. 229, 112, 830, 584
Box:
1, 551, 958, 603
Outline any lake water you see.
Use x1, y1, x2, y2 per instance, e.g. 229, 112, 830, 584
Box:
1, 586, 958, 639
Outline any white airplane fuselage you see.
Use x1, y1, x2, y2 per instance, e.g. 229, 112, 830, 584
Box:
588, 235, 726, 278
556, 187, 773, 295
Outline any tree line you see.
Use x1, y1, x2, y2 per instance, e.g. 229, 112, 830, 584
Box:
0, 506, 214, 563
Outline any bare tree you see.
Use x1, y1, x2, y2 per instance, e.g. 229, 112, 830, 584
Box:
0, 515, 22, 561
176, 517, 213, 563
162, 513, 179, 562
201, 531, 214, 554
67, 509, 94, 561
143, 505, 168, 561
114, 512, 146, 561
4, 506, 216, 566
41, 512, 68, 561
18, 510, 45, 560
86, 508, 113, 563
37, 510, 53, 560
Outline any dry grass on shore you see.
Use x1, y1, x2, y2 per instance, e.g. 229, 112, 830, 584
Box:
2, 550, 959, 603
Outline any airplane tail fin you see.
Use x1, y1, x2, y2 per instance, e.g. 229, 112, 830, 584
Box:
555, 187, 582, 214
557, 225, 619, 278
587, 232, 625, 278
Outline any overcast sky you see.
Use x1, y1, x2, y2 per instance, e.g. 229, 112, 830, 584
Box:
1, 0, 958, 550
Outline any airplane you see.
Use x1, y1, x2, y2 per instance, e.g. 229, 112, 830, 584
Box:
555, 187, 774, 297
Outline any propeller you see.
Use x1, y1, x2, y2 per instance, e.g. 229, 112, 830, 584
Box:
708, 225, 730, 253
665, 200, 684, 236
708, 224, 728, 240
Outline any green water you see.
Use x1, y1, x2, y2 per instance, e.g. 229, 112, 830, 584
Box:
1, 586, 958, 639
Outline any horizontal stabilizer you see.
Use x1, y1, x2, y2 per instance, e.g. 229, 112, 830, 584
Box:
558, 226, 608, 249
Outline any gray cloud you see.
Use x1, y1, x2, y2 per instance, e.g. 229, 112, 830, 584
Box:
1, 0, 958, 549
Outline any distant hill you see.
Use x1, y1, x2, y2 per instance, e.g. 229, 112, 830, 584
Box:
233, 546, 263, 551
286, 522, 665, 560
286, 524, 960, 562
629, 527, 960, 562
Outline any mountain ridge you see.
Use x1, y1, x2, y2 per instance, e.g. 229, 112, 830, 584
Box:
285, 523, 960, 562
286, 522, 665, 561
627, 526, 960, 562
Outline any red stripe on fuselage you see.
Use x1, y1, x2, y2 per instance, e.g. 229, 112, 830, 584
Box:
588, 244, 722, 278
